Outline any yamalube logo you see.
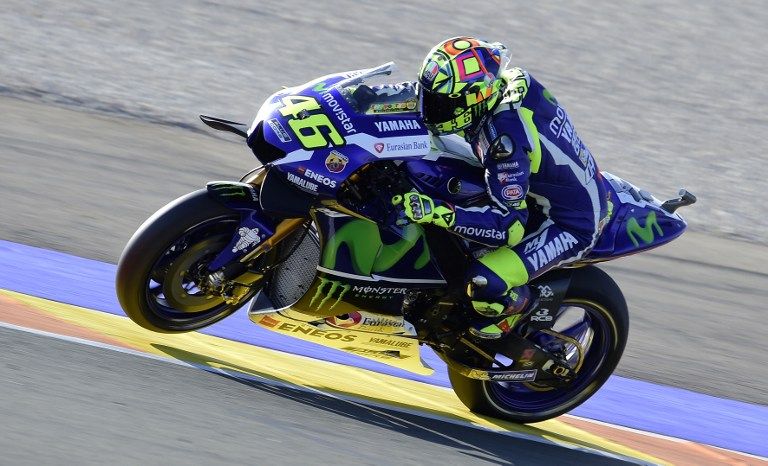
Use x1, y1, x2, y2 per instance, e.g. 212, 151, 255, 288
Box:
374, 120, 422, 132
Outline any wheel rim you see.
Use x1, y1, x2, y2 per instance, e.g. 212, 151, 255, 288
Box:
144, 216, 253, 326
483, 299, 618, 417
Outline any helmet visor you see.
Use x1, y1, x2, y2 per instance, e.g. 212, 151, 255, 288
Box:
419, 86, 472, 134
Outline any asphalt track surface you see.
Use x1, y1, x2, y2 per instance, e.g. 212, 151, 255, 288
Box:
1, 327, 633, 466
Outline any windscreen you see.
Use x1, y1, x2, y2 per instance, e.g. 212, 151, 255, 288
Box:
339, 83, 419, 116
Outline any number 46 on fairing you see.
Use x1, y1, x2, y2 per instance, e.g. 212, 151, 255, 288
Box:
278, 95, 345, 150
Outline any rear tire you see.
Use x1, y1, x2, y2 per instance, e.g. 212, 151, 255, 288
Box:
116, 189, 259, 333
448, 266, 629, 423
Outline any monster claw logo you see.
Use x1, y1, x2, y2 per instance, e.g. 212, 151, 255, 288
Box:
310, 277, 351, 311
626, 211, 664, 247
208, 183, 258, 202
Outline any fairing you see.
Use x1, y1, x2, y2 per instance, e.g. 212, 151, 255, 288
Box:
585, 172, 687, 261
248, 63, 433, 198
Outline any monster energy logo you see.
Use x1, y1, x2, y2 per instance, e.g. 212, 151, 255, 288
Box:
626, 211, 664, 247
322, 219, 430, 275
309, 277, 351, 311
208, 183, 258, 202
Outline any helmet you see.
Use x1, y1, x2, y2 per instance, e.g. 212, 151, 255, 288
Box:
418, 37, 510, 135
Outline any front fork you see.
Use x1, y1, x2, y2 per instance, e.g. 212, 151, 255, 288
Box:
203, 171, 308, 295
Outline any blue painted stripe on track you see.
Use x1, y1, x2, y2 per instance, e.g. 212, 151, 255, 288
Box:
1, 239, 766, 457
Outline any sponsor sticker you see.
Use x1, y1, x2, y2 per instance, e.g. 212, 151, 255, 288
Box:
384, 139, 429, 152
267, 118, 292, 143
352, 285, 407, 296
531, 308, 553, 322
501, 184, 524, 200
310, 278, 350, 312
298, 166, 337, 188
374, 142, 384, 153
374, 120, 423, 132
320, 89, 357, 134
276, 322, 356, 342
537, 285, 554, 299
343, 347, 407, 360
523, 231, 547, 254
369, 101, 418, 114
325, 150, 349, 173
497, 172, 520, 183
423, 61, 439, 82
498, 161, 519, 170
325, 311, 362, 329
525, 231, 579, 270
324, 311, 406, 331
368, 337, 413, 349
287, 172, 318, 192
232, 227, 262, 253
453, 225, 506, 241
259, 315, 279, 328
488, 369, 538, 382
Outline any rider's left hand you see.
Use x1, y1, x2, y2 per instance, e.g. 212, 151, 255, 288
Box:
392, 192, 456, 228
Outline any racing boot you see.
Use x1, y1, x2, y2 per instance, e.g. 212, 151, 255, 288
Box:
467, 282, 534, 339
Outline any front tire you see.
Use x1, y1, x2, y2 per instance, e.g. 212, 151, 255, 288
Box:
116, 189, 260, 333
448, 266, 629, 423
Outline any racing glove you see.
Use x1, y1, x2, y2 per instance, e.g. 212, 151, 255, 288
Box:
392, 192, 456, 228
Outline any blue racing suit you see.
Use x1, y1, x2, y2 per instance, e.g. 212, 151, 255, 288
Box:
453, 68, 610, 309
369, 71, 609, 331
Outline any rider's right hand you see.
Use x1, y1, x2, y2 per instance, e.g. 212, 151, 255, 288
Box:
392, 192, 456, 228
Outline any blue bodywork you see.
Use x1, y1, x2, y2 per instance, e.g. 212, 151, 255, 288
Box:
584, 173, 688, 262
256, 64, 432, 199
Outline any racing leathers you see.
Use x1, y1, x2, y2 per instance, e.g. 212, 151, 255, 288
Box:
450, 67, 609, 338
378, 70, 609, 338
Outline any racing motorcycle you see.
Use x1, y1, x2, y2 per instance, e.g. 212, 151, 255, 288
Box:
116, 63, 696, 422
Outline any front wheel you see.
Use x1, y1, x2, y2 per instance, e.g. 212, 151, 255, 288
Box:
116, 189, 267, 333
448, 266, 629, 423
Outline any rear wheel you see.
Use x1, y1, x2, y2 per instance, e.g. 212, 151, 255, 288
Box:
116, 189, 268, 333
448, 266, 629, 423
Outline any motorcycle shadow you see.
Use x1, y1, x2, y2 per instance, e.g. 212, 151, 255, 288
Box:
151, 343, 631, 465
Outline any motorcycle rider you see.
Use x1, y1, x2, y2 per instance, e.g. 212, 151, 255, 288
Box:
394, 37, 610, 339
